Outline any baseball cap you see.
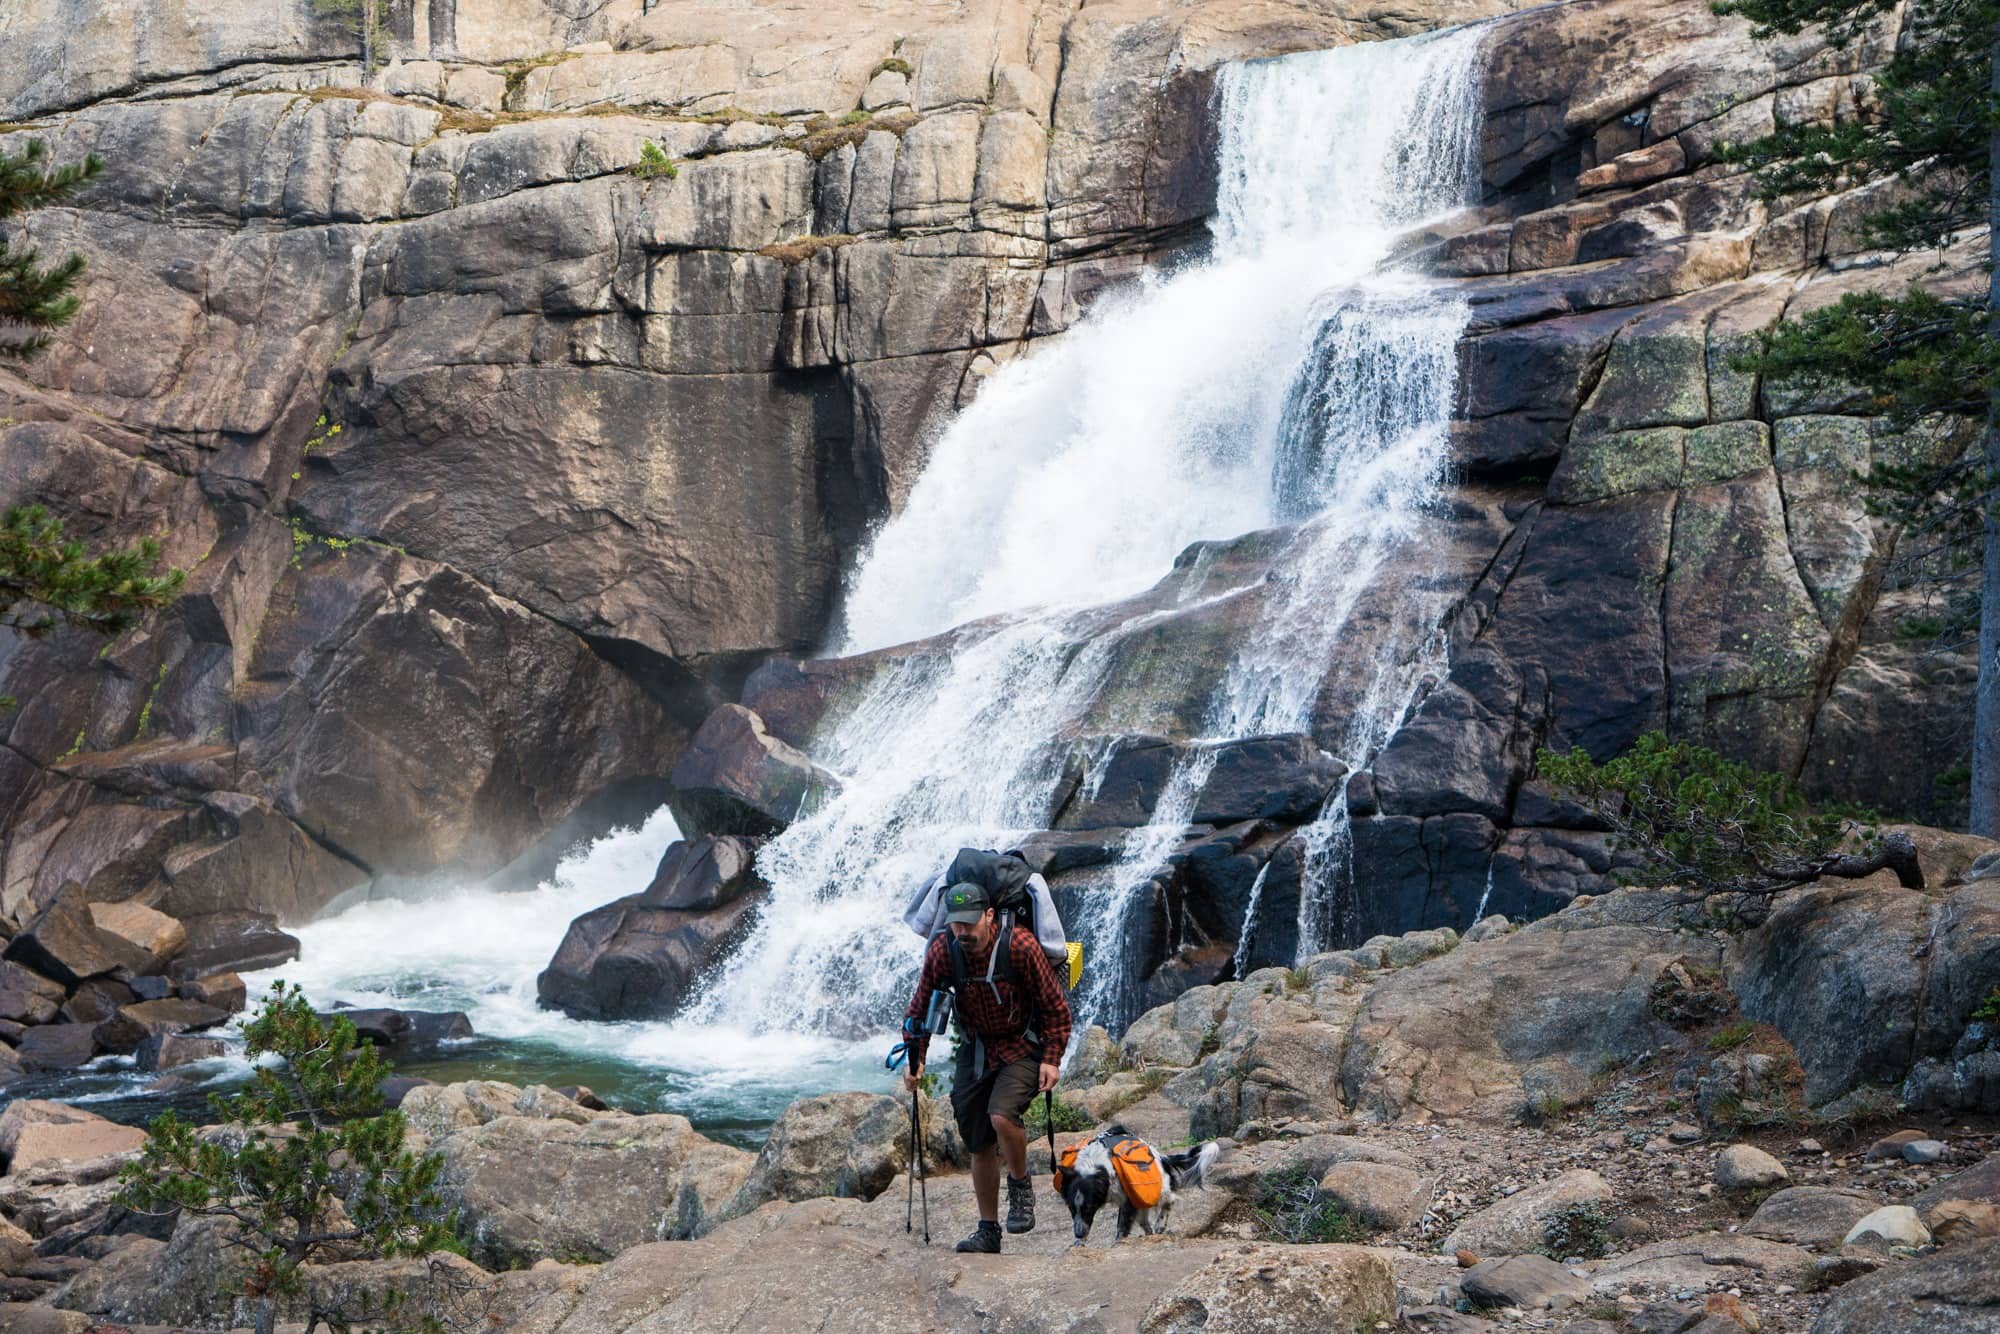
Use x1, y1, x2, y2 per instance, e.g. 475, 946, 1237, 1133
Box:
942, 882, 992, 924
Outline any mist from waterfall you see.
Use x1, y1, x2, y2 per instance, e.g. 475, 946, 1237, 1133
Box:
680, 27, 1487, 1045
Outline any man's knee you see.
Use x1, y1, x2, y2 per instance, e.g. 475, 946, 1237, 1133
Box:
990, 1112, 1020, 1133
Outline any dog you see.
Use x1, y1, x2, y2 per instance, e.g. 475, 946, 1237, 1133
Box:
1053, 1123, 1219, 1245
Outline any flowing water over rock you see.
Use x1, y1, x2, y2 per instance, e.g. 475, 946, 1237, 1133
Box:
685, 28, 1488, 1044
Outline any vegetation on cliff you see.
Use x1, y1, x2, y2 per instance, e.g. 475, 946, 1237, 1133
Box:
118, 985, 457, 1334
1716, 0, 2000, 832
0, 139, 182, 700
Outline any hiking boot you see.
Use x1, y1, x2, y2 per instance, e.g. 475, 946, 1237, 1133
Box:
1005, 1173, 1036, 1234
954, 1220, 1002, 1253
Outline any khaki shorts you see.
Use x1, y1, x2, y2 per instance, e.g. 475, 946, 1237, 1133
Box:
949, 1048, 1041, 1154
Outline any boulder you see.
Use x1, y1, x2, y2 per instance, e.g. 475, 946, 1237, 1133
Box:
1134, 1246, 1398, 1332
1462, 1254, 1593, 1310
3, 886, 142, 987
667, 706, 830, 839
1442, 1170, 1614, 1257
433, 1112, 755, 1266
0, 962, 65, 1026
1191, 735, 1346, 825
85, 901, 185, 966
1916, 1149, 2000, 1213
643, 835, 762, 911
1811, 1237, 2000, 1333
0, 1102, 107, 1165
1745, 1187, 1881, 1250
537, 888, 765, 1021
134, 1032, 225, 1072
15, 1024, 100, 1072
179, 971, 245, 1012
724, 1091, 960, 1219
167, 912, 300, 984
57, 978, 134, 1025
398, 1080, 606, 1143
93, 998, 229, 1054
1928, 1200, 2000, 1246
1316, 1161, 1432, 1231
1715, 1144, 1789, 1191
322, 1007, 473, 1057
7, 1120, 147, 1175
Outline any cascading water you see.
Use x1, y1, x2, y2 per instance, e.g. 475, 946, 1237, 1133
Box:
685, 27, 1488, 1045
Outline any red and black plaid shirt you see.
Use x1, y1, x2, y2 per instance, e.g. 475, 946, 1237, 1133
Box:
904, 925, 1073, 1076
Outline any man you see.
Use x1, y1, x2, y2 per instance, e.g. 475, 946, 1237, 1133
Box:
900, 880, 1072, 1253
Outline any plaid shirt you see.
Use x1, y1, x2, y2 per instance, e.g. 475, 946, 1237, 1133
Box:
904, 925, 1073, 1077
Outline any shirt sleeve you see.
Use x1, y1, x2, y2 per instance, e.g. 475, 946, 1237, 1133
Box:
1019, 927, 1073, 1059
903, 934, 949, 1068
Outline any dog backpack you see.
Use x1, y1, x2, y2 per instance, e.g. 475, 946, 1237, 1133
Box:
1053, 1136, 1165, 1209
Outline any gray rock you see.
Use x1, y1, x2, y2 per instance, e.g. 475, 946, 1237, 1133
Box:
1844, 1205, 1931, 1249
723, 1091, 960, 1219
537, 889, 766, 1022
1443, 1171, 1614, 1257
1461, 1253, 1592, 1310
1316, 1160, 1432, 1231
1904, 1139, 1948, 1165
644, 835, 762, 911
167, 913, 299, 984
668, 706, 831, 839
1745, 1187, 1882, 1250
1715, 1144, 1789, 1191
1812, 1237, 2000, 1333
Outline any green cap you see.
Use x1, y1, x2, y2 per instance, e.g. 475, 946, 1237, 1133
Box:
942, 882, 992, 925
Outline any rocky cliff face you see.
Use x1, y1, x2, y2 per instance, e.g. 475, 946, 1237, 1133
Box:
0, 0, 1526, 923
0, 0, 1977, 993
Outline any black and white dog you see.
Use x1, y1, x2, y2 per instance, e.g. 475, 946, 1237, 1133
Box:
1055, 1123, 1219, 1245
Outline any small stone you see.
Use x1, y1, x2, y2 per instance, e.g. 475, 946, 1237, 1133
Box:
1715, 1144, 1790, 1191
1795, 1138, 1823, 1155
1901, 1139, 1947, 1165
1456, 1249, 1480, 1267
1704, 1292, 1762, 1331
1697, 1183, 1716, 1199
1843, 1204, 1931, 1249
1667, 1122, 1703, 1143
1865, 1130, 1927, 1161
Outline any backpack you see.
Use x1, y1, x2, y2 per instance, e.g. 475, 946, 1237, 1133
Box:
901, 847, 1081, 989
1053, 1133, 1165, 1208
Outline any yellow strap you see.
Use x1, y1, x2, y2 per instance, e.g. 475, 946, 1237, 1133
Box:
1065, 941, 1083, 989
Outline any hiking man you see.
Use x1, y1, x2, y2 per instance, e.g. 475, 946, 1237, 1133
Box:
900, 879, 1073, 1253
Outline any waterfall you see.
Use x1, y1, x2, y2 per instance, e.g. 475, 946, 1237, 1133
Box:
681, 27, 1487, 1044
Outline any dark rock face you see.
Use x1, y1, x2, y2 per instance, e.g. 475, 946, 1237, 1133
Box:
667, 706, 830, 840
15, 1023, 100, 1072
644, 835, 762, 912
538, 890, 766, 1022
168, 912, 301, 985
323, 1007, 475, 1057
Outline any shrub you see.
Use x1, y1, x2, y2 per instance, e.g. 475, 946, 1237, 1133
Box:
119, 983, 455, 1334
1538, 732, 1918, 907
1023, 1092, 1094, 1137
1249, 1165, 1368, 1244
632, 140, 678, 180
1708, 1021, 1757, 1052
1541, 1201, 1614, 1260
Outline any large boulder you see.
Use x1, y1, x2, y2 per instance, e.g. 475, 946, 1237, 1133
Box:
1811, 1237, 2000, 1332
1730, 883, 2000, 1109
537, 888, 765, 1021
0, 1101, 113, 1170
644, 835, 763, 911
1134, 1246, 1397, 1332
167, 911, 300, 984
1442, 1169, 1614, 1257
432, 1112, 755, 1266
321, 1007, 474, 1058
398, 1080, 605, 1144
3, 885, 144, 987
723, 1091, 961, 1219
1745, 1186, 1883, 1250
667, 706, 831, 839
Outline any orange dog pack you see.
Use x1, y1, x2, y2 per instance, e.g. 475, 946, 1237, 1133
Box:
1053, 1135, 1165, 1208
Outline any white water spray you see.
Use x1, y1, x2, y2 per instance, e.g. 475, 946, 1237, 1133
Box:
687, 28, 1488, 1044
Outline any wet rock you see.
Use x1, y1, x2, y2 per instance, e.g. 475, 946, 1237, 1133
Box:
723, 1091, 960, 1219
1191, 734, 1345, 825
15, 1024, 100, 1072
1811, 1237, 2000, 1332
668, 705, 831, 839
1462, 1253, 1592, 1310
167, 912, 299, 984
537, 888, 765, 1022
643, 834, 762, 911
134, 1032, 225, 1073
1715, 1144, 1789, 1191
1745, 1187, 1882, 1250
1442, 1171, 1613, 1257
323, 1007, 474, 1057
93, 998, 229, 1054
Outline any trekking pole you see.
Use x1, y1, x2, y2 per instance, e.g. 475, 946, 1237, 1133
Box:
905, 1086, 917, 1235
912, 1085, 931, 1243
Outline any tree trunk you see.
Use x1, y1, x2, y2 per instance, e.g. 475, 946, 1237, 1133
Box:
1971, 24, 2000, 835
254, 1295, 275, 1334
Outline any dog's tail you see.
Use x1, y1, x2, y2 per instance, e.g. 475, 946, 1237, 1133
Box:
1162, 1141, 1219, 1190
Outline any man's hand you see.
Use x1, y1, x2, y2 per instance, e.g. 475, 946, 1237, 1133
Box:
902, 1063, 924, 1096
1038, 1061, 1059, 1094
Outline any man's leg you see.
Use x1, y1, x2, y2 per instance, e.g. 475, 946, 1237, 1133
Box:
990, 1113, 1028, 1179
970, 1145, 1000, 1222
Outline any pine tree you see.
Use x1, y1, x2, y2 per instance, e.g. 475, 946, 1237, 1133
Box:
1, 140, 183, 702
0, 137, 102, 360
1713, 0, 2000, 830
118, 984, 458, 1334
